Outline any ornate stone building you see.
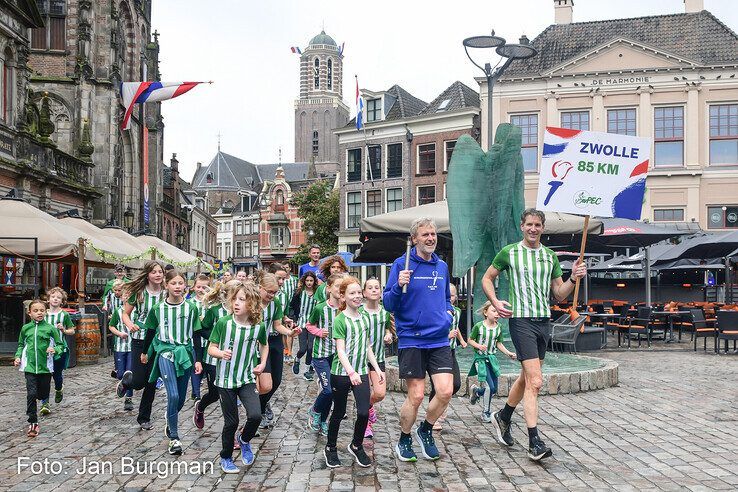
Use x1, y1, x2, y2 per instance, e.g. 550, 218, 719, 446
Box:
27, 0, 164, 231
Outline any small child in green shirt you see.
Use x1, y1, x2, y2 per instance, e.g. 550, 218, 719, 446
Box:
468, 301, 516, 423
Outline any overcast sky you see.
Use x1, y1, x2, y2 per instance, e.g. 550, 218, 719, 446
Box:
152, 0, 738, 182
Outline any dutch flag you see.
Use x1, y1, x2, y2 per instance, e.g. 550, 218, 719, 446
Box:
120, 81, 204, 130
355, 77, 363, 130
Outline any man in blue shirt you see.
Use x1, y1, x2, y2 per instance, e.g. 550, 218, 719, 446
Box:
298, 245, 321, 280
383, 217, 453, 463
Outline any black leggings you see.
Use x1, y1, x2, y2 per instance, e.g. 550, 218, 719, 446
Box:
429, 349, 461, 403
260, 335, 284, 413
25, 373, 51, 424
130, 338, 157, 424
328, 374, 370, 449
218, 384, 262, 459
199, 363, 219, 411
296, 329, 313, 365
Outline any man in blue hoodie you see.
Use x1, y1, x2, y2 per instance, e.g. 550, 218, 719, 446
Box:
383, 217, 454, 462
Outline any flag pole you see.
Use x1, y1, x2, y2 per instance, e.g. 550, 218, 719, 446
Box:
356, 75, 374, 182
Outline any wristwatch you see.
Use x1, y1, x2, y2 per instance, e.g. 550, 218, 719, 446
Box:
569, 276, 577, 284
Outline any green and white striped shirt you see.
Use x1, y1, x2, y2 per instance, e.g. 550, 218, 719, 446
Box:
283, 275, 298, 301
105, 291, 123, 311
470, 320, 503, 355
296, 290, 317, 327
128, 288, 165, 340
492, 242, 563, 318
313, 283, 327, 304
210, 315, 266, 388
144, 299, 201, 345
263, 297, 284, 336
45, 309, 73, 351
449, 306, 461, 350
202, 303, 228, 366
309, 301, 338, 359
108, 307, 132, 352
331, 312, 370, 376
360, 305, 391, 363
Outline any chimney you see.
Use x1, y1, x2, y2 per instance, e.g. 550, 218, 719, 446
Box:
554, 0, 573, 25
684, 0, 703, 13
170, 153, 179, 173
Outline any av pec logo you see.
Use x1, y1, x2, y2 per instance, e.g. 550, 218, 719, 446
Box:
574, 191, 602, 208
543, 160, 573, 206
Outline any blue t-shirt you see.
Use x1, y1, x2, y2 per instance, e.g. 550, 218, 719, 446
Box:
299, 262, 322, 280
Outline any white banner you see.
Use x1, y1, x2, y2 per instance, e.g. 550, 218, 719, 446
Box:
535, 127, 651, 219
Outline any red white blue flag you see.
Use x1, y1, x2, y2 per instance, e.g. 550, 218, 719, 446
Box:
290, 46, 302, 54
120, 81, 203, 130
355, 77, 363, 130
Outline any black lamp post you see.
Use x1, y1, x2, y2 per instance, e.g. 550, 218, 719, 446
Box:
462, 31, 537, 150
123, 205, 135, 232
176, 227, 185, 249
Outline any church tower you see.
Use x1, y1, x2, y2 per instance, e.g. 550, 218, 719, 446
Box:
294, 31, 350, 168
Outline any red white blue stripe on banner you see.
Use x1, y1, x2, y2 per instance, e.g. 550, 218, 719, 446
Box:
120, 81, 203, 130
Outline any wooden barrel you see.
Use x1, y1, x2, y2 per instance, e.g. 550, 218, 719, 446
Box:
75, 314, 101, 365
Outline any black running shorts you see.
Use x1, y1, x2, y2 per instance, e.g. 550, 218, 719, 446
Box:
398, 345, 453, 379
509, 317, 551, 362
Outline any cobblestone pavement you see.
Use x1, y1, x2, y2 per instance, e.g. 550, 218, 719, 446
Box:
0, 341, 737, 491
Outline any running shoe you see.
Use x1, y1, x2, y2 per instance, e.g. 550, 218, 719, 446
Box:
193, 400, 205, 429
347, 443, 371, 467
124, 398, 134, 411
308, 408, 321, 431
139, 420, 153, 430
55, 387, 63, 404
27, 423, 39, 438
320, 420, 328, 436
481, 411, 492, 423
302, 370, 314, 382
39, 402, 51, 416
528, 436, 553, 461
238, 436, 255, 465
492, 411, 514, 447
292, 359, 300, 375
117, 370, 133, 398
110, 369, 117, 379
259, 415, 270, 429
368, 406, 377, 424
220, 457, 239, 474
264, 403, 274, 421
168, 439, 183, 455
395, 435, 417, 462
364, 421, 373, 439
324, 446, 341, 468
414, 426, 440, 460
469, 384, 484, 406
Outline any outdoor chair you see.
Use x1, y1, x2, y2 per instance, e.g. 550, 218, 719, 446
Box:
549, 313, 587, 353
677, 308, 717, 351
716, 310, 738, 354
617, 306, 658, 348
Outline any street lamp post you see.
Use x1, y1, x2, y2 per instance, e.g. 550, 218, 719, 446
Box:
462, 31, 537, 150
176, 227, 185, 250
123, 204, 135, 232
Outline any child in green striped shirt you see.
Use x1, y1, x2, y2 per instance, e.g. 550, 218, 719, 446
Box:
39, 287, 75, 413
142, 269, 203, 456
209, 282, 268, 473
468, 302, 516, 423
290, 271, 318, 379
360, 278, 393, 439
325, 277, 383, 469
189, 274, 211, 401
108, 280, 134, 411
14, 299, 64, 437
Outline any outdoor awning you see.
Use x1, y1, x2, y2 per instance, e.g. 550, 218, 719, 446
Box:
60, 216, 147, 268
134, 234, 204, 272
0, 198, 82, 259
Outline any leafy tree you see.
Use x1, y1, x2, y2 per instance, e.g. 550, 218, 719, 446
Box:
289, 180, 339, 267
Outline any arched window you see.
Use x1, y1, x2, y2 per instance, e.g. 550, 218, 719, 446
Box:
312, 130, 319, 155
327, 59, 333, 90
276, 190, 285, 206
2, 48, 13, 123
313, 58, 320, 89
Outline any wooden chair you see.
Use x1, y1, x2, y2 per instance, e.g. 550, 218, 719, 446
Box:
716, 310, 738, 354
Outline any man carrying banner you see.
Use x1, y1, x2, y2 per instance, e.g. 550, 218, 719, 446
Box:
481, 208, 587, 461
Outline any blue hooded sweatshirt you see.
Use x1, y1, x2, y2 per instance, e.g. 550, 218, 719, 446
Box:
383, 247, 453, 349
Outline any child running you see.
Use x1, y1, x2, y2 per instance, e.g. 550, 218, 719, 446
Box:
118, 260, 165, 430
306, 274, 342, 435
39, 287, 75, 413
324, 276, 384, 468
209, 281, 268, 473
359, 277, 393, 439
15, 299, 63, 437
189, 274, 211, 401
291, 271, 318, 380
468, 302, 516, 422
269, 263, 296, 365
142, 269, 203, 455
108, 280, 134, 411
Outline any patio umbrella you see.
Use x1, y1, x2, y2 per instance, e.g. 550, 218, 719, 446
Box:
651, 231, 738, 266
134, 234, 203, 271
59, 216, 147, 268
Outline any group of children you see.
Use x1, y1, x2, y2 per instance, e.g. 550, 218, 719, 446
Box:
15, 256, 517, 471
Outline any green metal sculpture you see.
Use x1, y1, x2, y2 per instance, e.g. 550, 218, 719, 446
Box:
447, 123, 525, 331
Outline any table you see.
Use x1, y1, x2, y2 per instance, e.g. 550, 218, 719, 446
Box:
651, 310, 690, 343
579, 312, 621, 346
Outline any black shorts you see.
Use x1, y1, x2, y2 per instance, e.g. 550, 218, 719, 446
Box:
509, 318, 551, 362
369, 361, 386, 372
398, 346, 453, 379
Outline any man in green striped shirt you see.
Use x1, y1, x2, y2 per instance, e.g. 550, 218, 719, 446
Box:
482, 208, 587, 461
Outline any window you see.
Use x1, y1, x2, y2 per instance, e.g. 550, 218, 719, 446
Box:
276, 190, 285, 207
235, 241, 243, 257
417, 185, 435, 206
607, 108, 636, 136
244, 220, 251, 235
244, 241, 252, 257
346, 192, 361, 228
386, 188, 402, 212
366, 190, 381, 217
346, 244, 361, 255
252, 219, 258, 232
510, 114, 538, 172
347, 148, 362, 182
225, 243, 231, 259
217, 242, 222, 258
251, 240, 258, 254
366, 98, 381, 122
387, 143, 402, 178
312, 130, 319, 155
31, 1, 66, 51
270, 227, 291, 248
561, 111, 590, 131
418, 143, 435, 174
367, 145, 381, 180
709, 104, 738, 165
2, 49, 13, 123
653, 209, 684, 222
313, 58, 319, 89
327, 59, 333, 90
235, 221, 243, 235
708, 206, 738, 229
653, 107, 684, 167
444, 140, 456, 171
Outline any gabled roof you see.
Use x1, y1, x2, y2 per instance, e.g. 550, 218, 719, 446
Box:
384, 85, 428, 121
418, 81, 480, 115
504, 10, 738, 77
256, 163, 311, 183
191, 151, 260, 191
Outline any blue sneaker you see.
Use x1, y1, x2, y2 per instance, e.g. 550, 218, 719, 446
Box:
219, 457, 239, 474
238, 436, 255, 465
308, 408, 321, 431
395, 435, 417, 462
156, 378, 164, 390
415, 426, 440, 460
